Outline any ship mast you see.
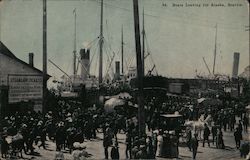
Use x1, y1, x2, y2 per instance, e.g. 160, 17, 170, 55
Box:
212, 24, 218, 75
99, 0, 104, 84
73, 8, 77, 79
121, 25, 124, 75
142, 8, 145, 76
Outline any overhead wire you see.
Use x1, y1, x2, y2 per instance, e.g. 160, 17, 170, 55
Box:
144, 28, 158, 75
93, 46, 99, 76
88, 41, 99, 75
103, 41, 116, 80
88, 37, 100, 69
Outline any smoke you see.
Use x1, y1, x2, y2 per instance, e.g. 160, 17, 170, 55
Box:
82, 41, 90, 49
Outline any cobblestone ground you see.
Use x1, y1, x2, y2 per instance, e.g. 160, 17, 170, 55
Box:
1, 128, 249, 160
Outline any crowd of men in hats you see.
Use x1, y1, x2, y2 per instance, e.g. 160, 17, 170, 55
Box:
0, 104, 103, 159
0, 92, 249, 159
100, 94, 250, 159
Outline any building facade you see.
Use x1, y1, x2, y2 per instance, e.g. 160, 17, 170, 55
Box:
0, 41, 49, 115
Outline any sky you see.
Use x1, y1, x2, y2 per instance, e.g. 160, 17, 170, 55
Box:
0, 0, 249, 81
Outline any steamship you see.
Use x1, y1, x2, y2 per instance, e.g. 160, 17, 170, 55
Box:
53, 2, 243, 100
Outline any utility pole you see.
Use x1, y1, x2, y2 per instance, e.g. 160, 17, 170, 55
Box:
142, 8, 145, 76
121, 25, 124, 75
73, 8, 77, 79
99, 0, 104, 85
0, 2, 2, 41
42, 0, 47, 113
133, 0, 145, 137
246, 26, 250, 82
212, 23, 217, 75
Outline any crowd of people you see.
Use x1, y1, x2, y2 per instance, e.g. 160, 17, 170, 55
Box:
0, 104, 105, 159
0, 93, 249, 159
101, 94, 250, 160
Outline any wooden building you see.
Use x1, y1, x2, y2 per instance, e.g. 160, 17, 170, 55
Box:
0, 41, 50, 116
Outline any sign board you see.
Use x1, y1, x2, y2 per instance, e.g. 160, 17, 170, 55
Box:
8, 75, 43, 103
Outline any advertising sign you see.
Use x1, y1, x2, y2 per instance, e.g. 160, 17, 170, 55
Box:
8, 75, 43, 103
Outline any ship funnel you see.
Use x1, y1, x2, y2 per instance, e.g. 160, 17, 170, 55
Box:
232, 52, 240, 78
80, 48, 90, 80
114, 61, 120, 80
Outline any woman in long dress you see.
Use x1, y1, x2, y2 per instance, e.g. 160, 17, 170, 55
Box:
156, 130, 164, 157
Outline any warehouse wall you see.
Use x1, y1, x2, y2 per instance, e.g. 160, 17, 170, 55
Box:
0, 54, 41, 85
0, 54, 43, 112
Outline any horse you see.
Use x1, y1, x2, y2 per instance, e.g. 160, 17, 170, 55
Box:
184, 114, 212, 140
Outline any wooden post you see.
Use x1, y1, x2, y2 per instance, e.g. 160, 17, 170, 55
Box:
133, 0, 145, 137
73, 8, 77, 78
43, 0, 47, 113
99, 0, 104, 85
212, 24, 217, 75
121, 25, 124, 75
142, 8, 145, 76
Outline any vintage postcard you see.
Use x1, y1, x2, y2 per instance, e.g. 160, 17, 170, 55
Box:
0, 0, 249, 159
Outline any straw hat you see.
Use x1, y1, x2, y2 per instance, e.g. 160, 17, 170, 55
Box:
73, 142, 86, 149
22, 124, 27, 128
58, 121, 64, 127
67, 113, 72, 117
140, 145, 146, 149
37, 121, 43, 126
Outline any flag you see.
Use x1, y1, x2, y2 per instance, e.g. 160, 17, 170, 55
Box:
73, 8, 76, 14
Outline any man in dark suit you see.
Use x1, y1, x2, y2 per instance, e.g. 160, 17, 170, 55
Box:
203, 123, 210, 147
191, 133, 199, 160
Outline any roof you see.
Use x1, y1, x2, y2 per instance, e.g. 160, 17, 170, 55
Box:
0, 41, 17, 59
0, 41, 50, 78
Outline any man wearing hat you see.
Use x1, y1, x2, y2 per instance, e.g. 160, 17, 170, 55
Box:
211, 123, 217, 145
234, 127, 243, 149
103, 123, 113, 159
203, 123, 210, 147
111, 138, 119, 160
186, 127, 192, 151
56, 122, 66, 151
191, 133, 199, 160
1, 134, 9, 158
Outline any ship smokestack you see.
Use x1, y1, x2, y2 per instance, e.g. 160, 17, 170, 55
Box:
115, 61, 120, 80
232, 52, 240, 78
29, 53, 34, 67
80, 48, 90, 80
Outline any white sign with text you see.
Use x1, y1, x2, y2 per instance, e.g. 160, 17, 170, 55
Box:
8, 75, 43, 103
